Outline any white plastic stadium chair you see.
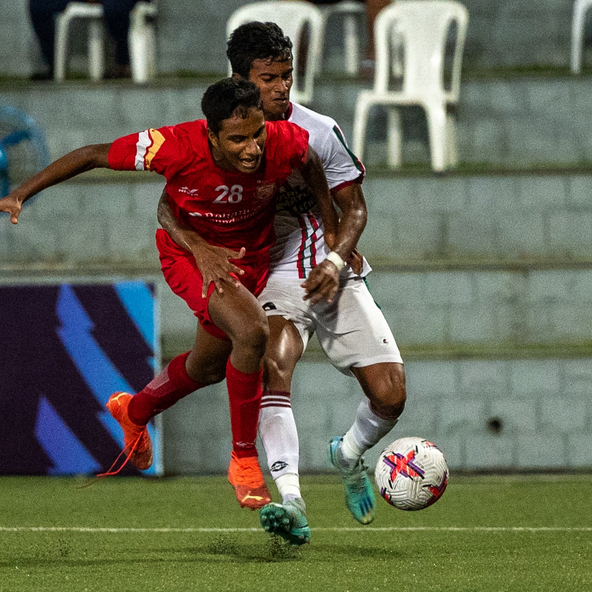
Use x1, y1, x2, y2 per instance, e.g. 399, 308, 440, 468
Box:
318, 1, 365, 75
226, 1, 324, 105
54, 1, 157, 83
571, 0, 592, 74
352, 0, 469, 172
129, 2, 158, 83
54, 2, 105, 82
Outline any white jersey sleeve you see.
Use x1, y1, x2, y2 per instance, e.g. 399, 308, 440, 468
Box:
270, 102, 371, 280
291, 103, 365, 191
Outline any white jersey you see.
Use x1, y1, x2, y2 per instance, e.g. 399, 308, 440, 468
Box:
269, 102, 371, 279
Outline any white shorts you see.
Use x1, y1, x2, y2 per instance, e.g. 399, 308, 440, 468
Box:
258, 277, 403, 375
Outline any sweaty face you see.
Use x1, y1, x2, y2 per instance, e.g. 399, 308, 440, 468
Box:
248, 57, 293, 121
209, 106, 267, 174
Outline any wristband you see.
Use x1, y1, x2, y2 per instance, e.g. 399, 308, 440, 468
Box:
326, 251, 345, 271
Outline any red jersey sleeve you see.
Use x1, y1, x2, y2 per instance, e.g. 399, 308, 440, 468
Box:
108, 125, 191, 179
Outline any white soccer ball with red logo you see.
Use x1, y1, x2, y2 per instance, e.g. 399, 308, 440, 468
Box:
374, 437, 449, 511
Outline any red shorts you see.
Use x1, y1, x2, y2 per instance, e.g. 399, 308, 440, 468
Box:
156, 229, 270, 340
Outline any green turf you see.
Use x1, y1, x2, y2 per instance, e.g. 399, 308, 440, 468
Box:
0, 474, 591, 591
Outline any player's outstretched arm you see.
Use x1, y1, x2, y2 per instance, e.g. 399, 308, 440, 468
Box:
157, 189, 246, 297
0, 143, 112, 224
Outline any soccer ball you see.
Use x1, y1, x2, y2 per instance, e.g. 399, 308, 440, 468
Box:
374, 437, 449, 511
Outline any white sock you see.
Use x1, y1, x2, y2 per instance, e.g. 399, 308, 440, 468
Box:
258, 390, 301, 500
275, 473, 302, 504
341, 398, 399, 463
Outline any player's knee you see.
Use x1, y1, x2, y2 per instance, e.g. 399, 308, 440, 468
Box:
193, 367, 226, 386
375, 391, 406, 419
371, 364, 406, 418
232, 317, 269, 359
186, 358, 226, 386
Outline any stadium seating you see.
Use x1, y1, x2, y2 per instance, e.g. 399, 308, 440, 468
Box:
571, 0, 592, 74
352, 0, 469, 172
318, 1, 366, 75
226, 1, 323, 105
54, 1, 157, 83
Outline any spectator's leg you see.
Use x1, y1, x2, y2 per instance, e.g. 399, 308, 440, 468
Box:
363, 0, 390, 61
360, 0, 390, 78
101, 0, 140, 75
28, 0, 70, 72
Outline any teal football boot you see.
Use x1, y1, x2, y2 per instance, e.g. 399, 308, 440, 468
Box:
260, 497, 311, 546
328, 436, 376, 525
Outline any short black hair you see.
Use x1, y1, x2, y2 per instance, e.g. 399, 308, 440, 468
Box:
227, 21, 293, 79
201, 77, 262, 135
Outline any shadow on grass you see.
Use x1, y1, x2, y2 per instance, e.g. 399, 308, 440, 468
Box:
0, 533, 404, 567
198, 533, 404, 563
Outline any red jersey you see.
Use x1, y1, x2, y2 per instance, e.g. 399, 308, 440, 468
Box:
108, 119, 309, 259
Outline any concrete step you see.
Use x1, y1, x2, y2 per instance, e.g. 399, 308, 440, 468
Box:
361, 169, 592, 264
3, 260, 592, 362
4, 167, 592, 268
2, 74, 592, 168
366, 265, 592, 350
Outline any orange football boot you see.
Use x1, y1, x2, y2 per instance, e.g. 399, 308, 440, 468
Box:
106, 392, 153, 471
228, 451, 271, 509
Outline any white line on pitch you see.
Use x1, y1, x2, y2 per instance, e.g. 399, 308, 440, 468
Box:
0, 526, 591, 533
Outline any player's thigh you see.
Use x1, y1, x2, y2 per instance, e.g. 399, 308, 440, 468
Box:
315, 280, 403, 375
208, 282, 269, 350
258, 277, 316, 352
263, 316, 305, 391
157, 230, 210, 318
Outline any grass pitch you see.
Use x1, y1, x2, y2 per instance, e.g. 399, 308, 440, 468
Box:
0, 474, 591, 592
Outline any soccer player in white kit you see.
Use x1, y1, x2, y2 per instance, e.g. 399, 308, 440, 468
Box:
159, 22, 407, 545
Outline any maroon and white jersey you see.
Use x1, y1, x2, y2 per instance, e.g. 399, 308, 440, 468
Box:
108, 119, 309, 261
270, 102, 370, 279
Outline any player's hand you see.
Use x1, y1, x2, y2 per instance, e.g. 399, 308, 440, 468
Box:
0, 192, 24, 225
347, 248, 363, 275
301, 259, 340, 305
190, 244, 246, 297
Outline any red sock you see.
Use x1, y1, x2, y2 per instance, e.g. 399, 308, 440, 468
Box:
128, 352, 203, 425
226, 359, 262, 458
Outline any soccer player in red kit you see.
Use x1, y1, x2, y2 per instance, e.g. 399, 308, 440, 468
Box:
0, 77, 340, 509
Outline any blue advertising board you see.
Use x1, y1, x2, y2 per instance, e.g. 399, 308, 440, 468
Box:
0, 280, 163, 476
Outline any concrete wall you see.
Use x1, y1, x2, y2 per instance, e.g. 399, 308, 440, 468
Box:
3, 168, 592, 474
360, 174, 592, 263
161, 355, 592, 474
0, 2, 33, 76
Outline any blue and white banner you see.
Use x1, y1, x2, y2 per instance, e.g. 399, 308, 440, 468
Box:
0, 280, 163, 476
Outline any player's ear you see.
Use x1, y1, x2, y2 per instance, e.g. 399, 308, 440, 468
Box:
231, 72, 242, 81
208, 128, 219, 148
